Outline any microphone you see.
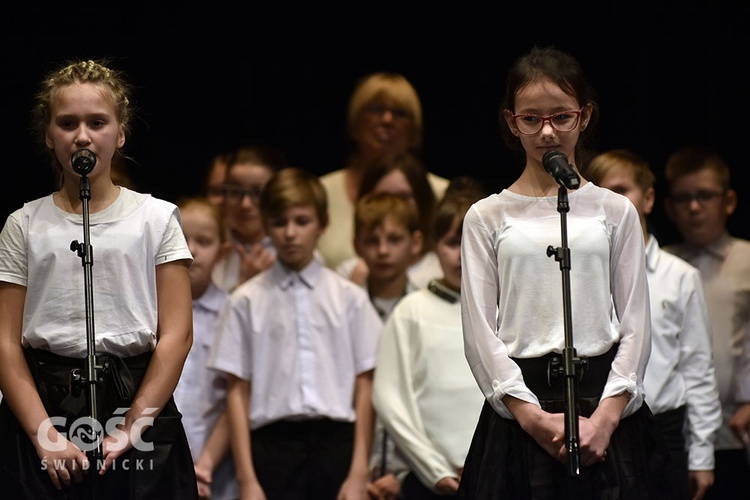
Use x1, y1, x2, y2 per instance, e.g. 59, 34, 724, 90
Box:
71, 148, 97, 176
542, 150, 580, 190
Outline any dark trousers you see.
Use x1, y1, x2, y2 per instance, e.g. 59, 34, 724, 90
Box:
653, 405, 689, 499
251, 418, 354, 499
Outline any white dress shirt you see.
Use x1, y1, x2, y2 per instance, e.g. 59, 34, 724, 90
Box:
208, 257, 382, 429
173, 282, 237, 500
643, 235, 721, 470
666, 232, 750, 451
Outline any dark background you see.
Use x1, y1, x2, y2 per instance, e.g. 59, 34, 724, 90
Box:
3, 5, 748, 246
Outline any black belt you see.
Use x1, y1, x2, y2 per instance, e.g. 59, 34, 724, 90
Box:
512, 343, 619, 417
23, 347, 152, 419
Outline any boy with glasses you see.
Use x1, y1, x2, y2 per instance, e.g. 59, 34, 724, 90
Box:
664, 146, 750, 499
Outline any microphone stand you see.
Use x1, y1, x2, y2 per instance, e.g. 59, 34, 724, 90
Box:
546, 185, 588, 494
70, 172, 102, 499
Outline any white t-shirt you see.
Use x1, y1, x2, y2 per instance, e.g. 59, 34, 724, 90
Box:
0, 187, 193, 357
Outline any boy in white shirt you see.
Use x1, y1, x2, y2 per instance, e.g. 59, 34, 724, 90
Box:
209, 167, 382, 499
587, 149, 722, 500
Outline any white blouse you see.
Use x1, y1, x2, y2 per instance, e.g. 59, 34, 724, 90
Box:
460, 182, 651, 419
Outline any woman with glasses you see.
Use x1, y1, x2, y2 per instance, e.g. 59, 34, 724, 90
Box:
317, 72, 449, 272
457, 45, 680, 498
212, 144, 287, 292
663, 146, 750, 499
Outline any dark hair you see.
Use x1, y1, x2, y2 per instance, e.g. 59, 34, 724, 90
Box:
433, 176, 487, 241
226, 144, 288, 174
500, 45, 599, 169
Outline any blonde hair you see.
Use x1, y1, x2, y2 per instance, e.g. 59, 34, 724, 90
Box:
346, 72, 423, 151
176, 195, 228, 244
31, 58, 134, 169
586, 149, 655, 192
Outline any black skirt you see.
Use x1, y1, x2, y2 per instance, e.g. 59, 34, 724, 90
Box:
458, 346, 683, 500
0, 348, 198, 500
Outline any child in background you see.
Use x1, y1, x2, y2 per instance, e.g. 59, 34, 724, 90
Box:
351, 191, 424, 499
338, 152, 440, 289
372, 179, 487, 498
202, 151, 231, 207
174, 196, 238, 500
662, 146, 750, 499
209, 167, 383, 499
212, 144, 287, 292
586, 149, 722, 500
353, 190, 424, 321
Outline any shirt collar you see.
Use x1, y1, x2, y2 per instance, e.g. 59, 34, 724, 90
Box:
677, 231, 732, 261
272, 257, 323, 290
644, 234, 660, 273
194, 282, 228, 313
427, 279, 460, 304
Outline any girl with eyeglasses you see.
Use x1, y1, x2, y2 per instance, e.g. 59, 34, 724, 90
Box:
457, 45, 681, 499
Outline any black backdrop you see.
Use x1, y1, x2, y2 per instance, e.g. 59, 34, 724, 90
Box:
3, 5, 749, 245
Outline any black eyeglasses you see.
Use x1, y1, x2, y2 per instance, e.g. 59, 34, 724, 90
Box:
511, 108, 583, 135
223, 185, 264, 204
670, 190, 725, 206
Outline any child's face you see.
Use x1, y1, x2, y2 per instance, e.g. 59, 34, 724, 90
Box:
435, 217, 462, 291
181, 204, 224, 297
46, 82, 125, 178
223, 163, 275, 244
354, 216, 422, 283
504, 78, 589, 168
666, 168, 735, 247
265, 204, 323, 271
595, 169, 654, 228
